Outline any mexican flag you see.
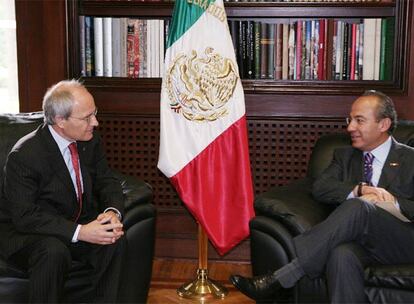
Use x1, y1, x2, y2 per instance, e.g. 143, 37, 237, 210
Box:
157, 0, 254, 255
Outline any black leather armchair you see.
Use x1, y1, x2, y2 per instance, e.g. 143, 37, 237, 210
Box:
0, 112, 156, 303
250, 121, 414, 303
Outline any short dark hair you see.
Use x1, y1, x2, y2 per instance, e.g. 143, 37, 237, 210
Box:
362, 90, 397, 134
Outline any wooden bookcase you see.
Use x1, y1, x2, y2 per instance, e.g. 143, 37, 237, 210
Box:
62, 0, 413, 262
67, 0, 411, 96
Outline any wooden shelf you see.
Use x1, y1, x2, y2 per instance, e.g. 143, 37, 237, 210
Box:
68, 0, 411, 96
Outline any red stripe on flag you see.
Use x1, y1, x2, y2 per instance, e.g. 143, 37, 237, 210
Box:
171, 115, 255, 255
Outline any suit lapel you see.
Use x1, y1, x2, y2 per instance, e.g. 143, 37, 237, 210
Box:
40, 125, 78, 200
350, 149, 364, 182
77, 142, 92, 206
378, 139, 401, 189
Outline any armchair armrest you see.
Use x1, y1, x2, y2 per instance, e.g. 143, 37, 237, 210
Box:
114, 172, 153, 211
254, 178, 335, 235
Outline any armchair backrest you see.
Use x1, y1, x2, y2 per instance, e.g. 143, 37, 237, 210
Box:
307, 120, 414, 180
0, 112, 44, 192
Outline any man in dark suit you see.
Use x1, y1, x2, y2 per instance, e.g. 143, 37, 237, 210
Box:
0, 80, 126, 303
230, 90, 414, 303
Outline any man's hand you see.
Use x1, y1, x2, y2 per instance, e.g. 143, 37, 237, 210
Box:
360, 185, 396, 203
78, 212, 124, 245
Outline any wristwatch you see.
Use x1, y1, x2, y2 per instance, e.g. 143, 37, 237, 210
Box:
357, 182, 367, 197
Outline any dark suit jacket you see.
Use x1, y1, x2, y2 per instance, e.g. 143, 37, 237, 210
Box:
312, 137, 414, 221
0, 124, 124, 258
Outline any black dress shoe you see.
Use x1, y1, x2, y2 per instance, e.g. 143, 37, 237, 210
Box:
229, 273, 282, 300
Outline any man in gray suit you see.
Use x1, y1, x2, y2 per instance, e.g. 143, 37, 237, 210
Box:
230, 90, 414, 303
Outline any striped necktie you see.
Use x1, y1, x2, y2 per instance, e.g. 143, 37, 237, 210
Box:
363, 152, 374, 185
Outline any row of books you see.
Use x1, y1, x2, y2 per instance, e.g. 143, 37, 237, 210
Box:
224, 0, 389, 2
229, 17, 394, 81
79, 16, 168, 78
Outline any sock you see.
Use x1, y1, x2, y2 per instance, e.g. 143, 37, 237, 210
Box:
273, 258, 305, 288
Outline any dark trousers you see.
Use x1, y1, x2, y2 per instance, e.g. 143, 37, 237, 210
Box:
8, 235, 127, 303
293, 199, 414, 303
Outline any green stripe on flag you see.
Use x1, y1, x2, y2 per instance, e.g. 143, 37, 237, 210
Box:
167, 0, 216, 48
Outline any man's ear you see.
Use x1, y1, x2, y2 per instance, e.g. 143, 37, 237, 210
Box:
379, 117, 391, 133
54, 116, 66, 129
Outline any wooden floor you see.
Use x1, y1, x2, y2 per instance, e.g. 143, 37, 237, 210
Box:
148, 258, 254, 304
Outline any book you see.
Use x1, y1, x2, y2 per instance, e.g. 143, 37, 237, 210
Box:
79, 16, 86, 77
120, 18, 128, 77
254, 21, 261, 79
260, 22, 268, 79
127, 19, 140, 78
103, 17, 112, 77
93, 17, 104, 77
246, 21, 254, 79
267, 22, 275, 79
282, 23, 289, 80
379, 17, 395, 81
374, 18, 382, 80
84, 16, 94, 76
274, 23, 283, 80
363, 18, 376, 80
112, 18, 121, 77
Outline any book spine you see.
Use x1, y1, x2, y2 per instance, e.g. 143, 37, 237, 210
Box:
254, 21, 261, 79
350, 23, 357, 80
373, 18, 382, 80
93, 17, 104, 77
238, 20, 246, 78
275, 23, 283, 80
159, 19, 165, 78
288, 22, 295, 80
363, 18, 376, 80
103, 17, 112, 77
79, 15, 86, 77
246, 21, 254, 79
260, 22, 268, 79
318, 19, 325, 80
295, 21, 302, 80
282, 23, 289, 80
341, 22, 349, 80
383, 17, 395, 81
112, 18, 121, 77
85, 16, 94, 76
267, 22, 275, 79
120, 18, 128, 77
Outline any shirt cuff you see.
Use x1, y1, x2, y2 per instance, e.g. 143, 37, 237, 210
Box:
72, 224, 82, 243
104, 207, 122, 220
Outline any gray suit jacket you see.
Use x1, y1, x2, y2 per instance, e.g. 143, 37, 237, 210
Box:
312, 137, 414, 221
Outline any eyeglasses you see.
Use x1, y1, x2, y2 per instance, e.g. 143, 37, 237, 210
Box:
69, 108, 98, 124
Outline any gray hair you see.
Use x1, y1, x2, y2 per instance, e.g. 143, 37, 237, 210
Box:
362, 90, 397, 134
42, 79, 85, 125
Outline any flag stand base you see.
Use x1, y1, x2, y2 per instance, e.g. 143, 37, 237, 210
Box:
177, 224, 228, 300
177, 268, 228, 300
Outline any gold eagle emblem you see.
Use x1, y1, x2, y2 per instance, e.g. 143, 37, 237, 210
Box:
165, 47, 238, 122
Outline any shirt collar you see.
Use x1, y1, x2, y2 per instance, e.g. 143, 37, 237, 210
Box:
48, 124, 74, 153
367, 136, 392, 165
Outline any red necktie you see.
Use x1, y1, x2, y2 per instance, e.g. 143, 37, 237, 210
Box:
68, 142, 83, 221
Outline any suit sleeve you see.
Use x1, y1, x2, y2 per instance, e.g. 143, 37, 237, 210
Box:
3, 151, 77, 242
91, 135, 124, 216
312, 149, 357, 204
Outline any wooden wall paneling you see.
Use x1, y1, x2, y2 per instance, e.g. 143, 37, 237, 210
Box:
15, 0, 67, 112
98, 114, 347, 261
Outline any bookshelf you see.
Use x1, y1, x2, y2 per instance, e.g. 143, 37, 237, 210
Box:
67, 0, 410, 95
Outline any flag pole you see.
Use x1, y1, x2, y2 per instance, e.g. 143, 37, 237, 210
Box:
177, 223, 228, 300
